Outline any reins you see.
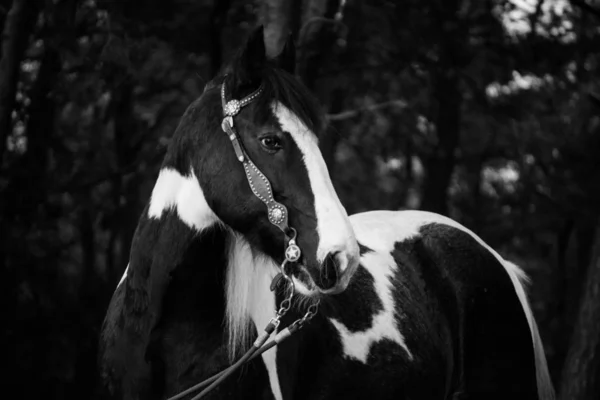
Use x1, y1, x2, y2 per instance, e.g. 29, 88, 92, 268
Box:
166, 79, 319, 400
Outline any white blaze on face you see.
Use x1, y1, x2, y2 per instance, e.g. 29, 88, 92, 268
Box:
272, 103, 360, 289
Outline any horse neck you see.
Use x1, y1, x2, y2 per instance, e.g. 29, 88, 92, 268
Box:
124, 166, 279, 358
122, 205, 225, 341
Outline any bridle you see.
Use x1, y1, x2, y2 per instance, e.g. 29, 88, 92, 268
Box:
167, 79, 319, 400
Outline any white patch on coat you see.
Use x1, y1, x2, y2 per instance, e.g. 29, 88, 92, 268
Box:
324, 211, 457, 363
272, 103, 359, 273
347, 210, 555, 399
329, 250, 413, 363
147, 167, 219, 231
226, 234, 283, 400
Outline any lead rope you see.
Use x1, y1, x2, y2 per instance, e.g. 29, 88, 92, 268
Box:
166, 251, 319, 400
165, 80, 319, 400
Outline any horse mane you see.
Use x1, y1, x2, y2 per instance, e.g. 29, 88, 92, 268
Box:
224, 230, 319, 360
224, 231, 272, 359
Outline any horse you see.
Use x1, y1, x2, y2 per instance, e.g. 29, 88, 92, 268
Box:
98, 26, 555, 400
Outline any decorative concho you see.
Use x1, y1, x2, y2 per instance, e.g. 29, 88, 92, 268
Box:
285, 243, 301, 262
224, 100, 241, 117
268, 205, 286, 224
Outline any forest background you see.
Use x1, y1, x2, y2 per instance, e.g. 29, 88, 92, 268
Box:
1, 0, 599, 399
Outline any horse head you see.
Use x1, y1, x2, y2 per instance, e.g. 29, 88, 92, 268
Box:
185, 26, 360, 297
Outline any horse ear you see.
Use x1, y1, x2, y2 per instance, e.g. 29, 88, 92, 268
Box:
237, 25, 267, 81
274, 34, 296, 74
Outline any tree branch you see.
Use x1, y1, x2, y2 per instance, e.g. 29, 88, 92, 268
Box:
327, 100, 407, 121
259, 0, 294, 57
571, 0, 600, 20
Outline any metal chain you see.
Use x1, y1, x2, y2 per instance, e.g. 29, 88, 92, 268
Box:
296, 301, 320, 327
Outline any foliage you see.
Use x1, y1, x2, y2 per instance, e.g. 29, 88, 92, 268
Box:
1, 0, 599, 397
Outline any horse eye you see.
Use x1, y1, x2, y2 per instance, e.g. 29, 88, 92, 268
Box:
259, 136, 283, 152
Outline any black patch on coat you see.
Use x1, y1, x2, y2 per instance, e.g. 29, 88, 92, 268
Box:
319, 263, 384, 332
416, 222, 538, 399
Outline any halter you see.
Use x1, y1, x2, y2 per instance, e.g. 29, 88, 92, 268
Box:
219, 79, 306, 301
165, 80, 320, 400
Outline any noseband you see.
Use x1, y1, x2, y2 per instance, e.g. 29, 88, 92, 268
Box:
167, 81, 318, 400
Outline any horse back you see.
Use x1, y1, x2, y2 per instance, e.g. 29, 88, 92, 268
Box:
415, 222, 537, 398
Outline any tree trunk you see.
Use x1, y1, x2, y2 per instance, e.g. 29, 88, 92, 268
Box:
298, 0, 344, 174
297, 0, 340, 89
420, 0, 462, 216
420, 70, 460, 215
209, 0, 232, 77
321, 87, 343, 175
559, 220, 600, 400
296, 0, 328, 81
109, 81, 138, 285
0, 0, 40, 165
1, 44, 59, 250
259, 0, 293, 57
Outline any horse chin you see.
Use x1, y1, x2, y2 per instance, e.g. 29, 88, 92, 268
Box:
291, 264, 348, 297
291, 266, 320, 297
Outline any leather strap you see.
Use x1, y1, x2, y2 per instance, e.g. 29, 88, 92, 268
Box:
221, 81, 292, 237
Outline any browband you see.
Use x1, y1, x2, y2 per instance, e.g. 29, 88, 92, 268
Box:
220, 80, 292, 237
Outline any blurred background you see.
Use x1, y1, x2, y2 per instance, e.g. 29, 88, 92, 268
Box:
1, 0, 599, 398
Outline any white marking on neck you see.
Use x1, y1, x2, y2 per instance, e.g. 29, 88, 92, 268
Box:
226, 234, 283, 400
147, 167, 219, 231
272, 103, 358, 266
329, 250, 413, 363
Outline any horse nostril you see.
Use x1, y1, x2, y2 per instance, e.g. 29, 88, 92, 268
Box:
319, 252, 340, 290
